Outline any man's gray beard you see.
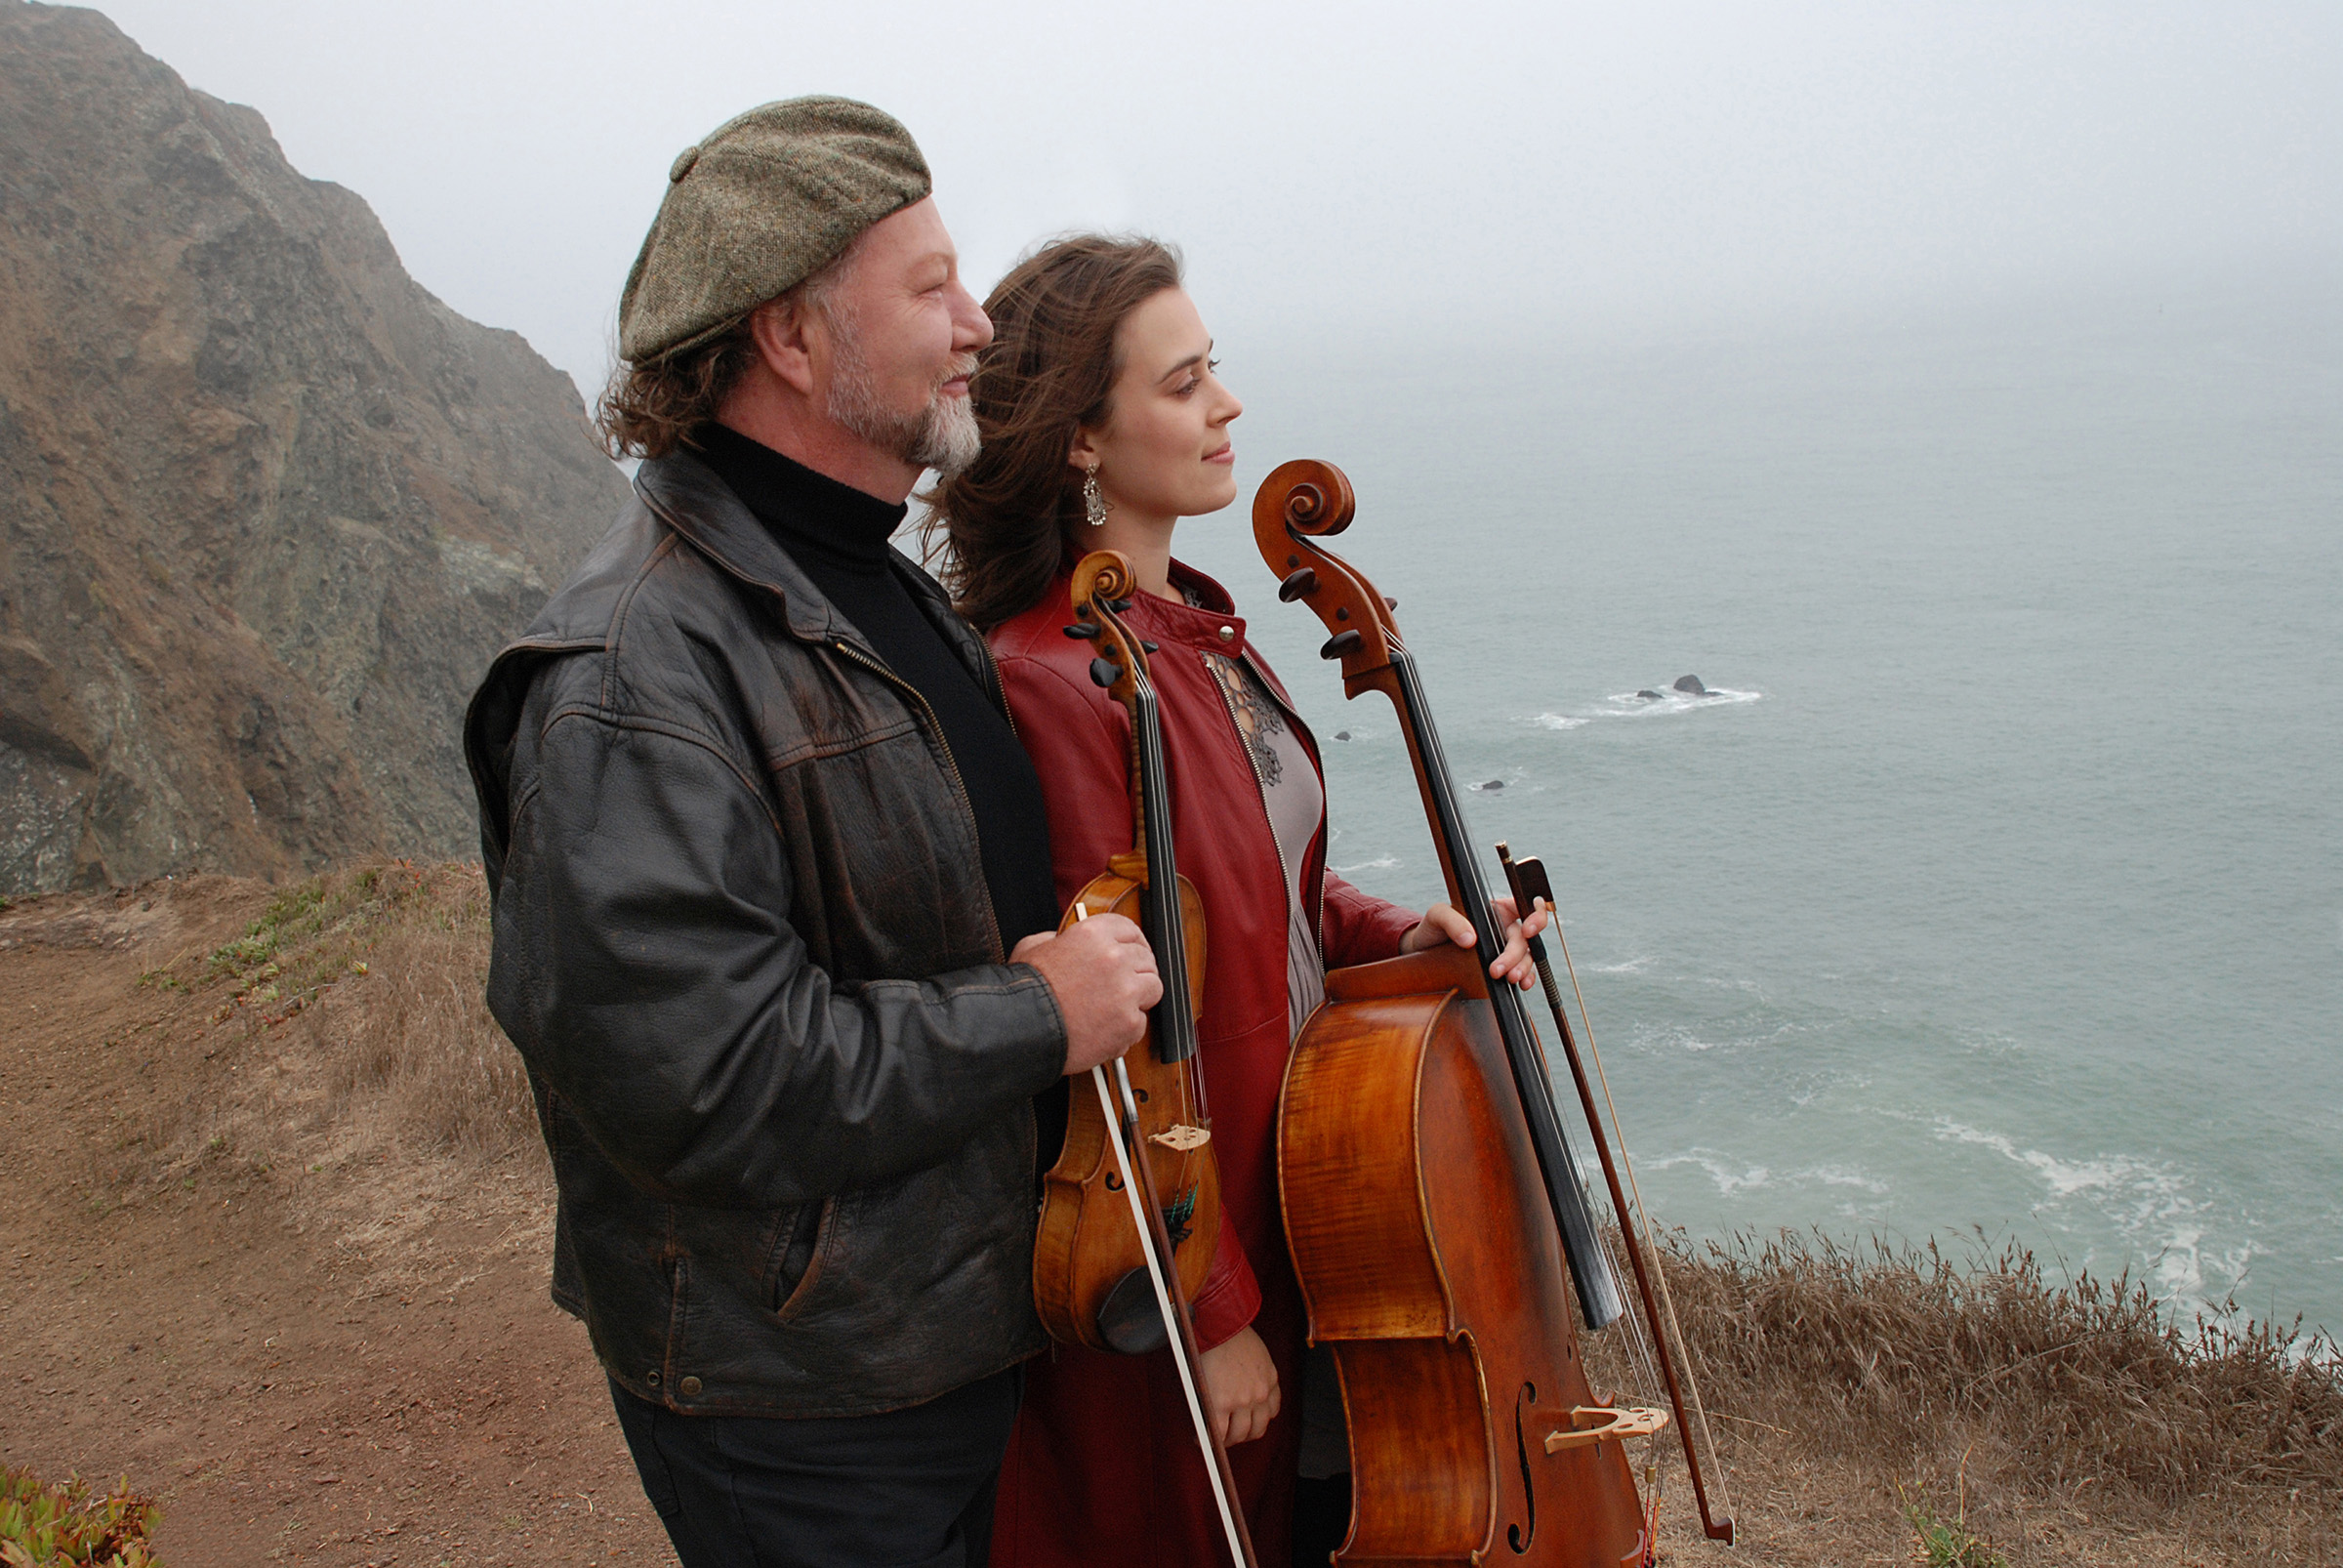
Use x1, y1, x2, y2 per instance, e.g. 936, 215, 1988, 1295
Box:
826, 330, 981, 477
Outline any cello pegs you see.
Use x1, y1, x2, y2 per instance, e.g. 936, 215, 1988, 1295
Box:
1064, 622, 1100, 640
1089, 657, 1120, 688
1320, 629, 1363, 661
1140, 640, 1159, 654
1277, 567, 1318, 602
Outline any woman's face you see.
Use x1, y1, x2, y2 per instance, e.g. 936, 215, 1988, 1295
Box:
1071, 288, 1243, 524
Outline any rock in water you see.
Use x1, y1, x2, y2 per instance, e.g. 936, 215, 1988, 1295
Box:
0, 4, 630, 893
1482, 779, 1504, 791
1672, 675, 1708, 696
1333, 730, 1350, 741
1636, 689, 1665, 701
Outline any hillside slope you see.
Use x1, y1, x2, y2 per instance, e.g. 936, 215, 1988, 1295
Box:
0, 1, 629, 894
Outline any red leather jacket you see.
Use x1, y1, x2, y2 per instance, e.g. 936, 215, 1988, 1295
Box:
988, 559, 1418, 1567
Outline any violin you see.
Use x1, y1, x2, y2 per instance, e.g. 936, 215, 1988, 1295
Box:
1257, 460, 1729, 1565
1033, 549, 1258, 1568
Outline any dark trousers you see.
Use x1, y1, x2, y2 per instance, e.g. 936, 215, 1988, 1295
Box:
610, 1367, 1021, 1568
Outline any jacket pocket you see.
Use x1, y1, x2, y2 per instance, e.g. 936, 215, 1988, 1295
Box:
766, 1196, 838, 1320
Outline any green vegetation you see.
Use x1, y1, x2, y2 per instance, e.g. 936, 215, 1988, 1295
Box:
0, 1467, 161, 1565
164, 863, 439, 1028
1904, 1498, 2007, 1568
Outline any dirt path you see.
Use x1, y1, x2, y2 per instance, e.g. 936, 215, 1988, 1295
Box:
0, 877, 674, 1567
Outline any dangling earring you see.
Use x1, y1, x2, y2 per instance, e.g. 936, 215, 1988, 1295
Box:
1083, 464, 1110, 527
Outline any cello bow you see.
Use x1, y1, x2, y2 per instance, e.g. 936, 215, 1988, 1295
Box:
1500, 846, 1736, 1544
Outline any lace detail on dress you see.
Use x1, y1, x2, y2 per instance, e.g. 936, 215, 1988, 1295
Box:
1202, 651, 1286, 790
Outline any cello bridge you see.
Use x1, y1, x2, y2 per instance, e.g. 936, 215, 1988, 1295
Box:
1544, 1406, 1668, 1453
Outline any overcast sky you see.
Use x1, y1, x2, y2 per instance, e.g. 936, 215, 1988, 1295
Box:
87, 1, 2343, 397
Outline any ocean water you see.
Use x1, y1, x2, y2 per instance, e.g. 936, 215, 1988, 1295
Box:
1169, 269, 2343, 1334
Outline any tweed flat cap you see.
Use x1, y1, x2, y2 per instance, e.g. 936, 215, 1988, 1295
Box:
617, 97, 931, 362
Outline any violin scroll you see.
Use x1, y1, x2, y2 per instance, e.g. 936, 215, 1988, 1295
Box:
1072, 548, 1140, 610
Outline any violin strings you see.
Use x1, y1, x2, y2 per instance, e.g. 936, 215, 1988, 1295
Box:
1549, 917, 1739, 1524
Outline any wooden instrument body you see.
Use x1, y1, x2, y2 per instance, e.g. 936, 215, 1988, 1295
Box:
1282, 944, 1646, 1567
1032, 862, 1222, 1350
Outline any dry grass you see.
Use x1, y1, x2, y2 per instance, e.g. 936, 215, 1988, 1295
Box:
308, 867, 534, 1158
1637, 1226, 2343, 1558
107, 861, 536, 1201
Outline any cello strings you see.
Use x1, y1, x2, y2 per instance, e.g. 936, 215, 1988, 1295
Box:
1092, 1062, 1250, 1565
1522, 952, 1667, 1421
1548, 917, 1740, 1524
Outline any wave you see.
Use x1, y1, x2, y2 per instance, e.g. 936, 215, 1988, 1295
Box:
1929, 1117, 2253, 1319
1332, 855, 1399, 874
1653, 1149, 1891, 1200
1529, 684, 1763, 730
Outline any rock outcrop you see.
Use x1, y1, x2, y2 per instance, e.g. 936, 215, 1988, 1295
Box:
0, 2, 629, 892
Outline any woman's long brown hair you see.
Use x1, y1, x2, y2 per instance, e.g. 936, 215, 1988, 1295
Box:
924, 235, 1182, 631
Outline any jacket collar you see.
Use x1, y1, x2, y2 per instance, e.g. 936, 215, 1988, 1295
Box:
634, 448, 966, 660
1101, 557, 1251, 659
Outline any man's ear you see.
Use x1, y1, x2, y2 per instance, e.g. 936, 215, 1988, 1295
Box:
748, 296, 822, 398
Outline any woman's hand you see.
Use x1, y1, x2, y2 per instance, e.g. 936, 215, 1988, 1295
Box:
1400, 897, 1548, 990
1197, 1324, 1281, 1445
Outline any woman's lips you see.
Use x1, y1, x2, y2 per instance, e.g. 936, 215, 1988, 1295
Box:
1205, 443, 1234, 465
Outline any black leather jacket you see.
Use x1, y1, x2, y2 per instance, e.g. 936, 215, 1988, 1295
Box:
464, 451, 1063, 1418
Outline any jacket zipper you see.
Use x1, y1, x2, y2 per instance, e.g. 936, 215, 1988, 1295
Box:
830, 638, 1007, 965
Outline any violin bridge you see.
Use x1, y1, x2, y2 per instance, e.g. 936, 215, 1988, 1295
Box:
1147, 1125, 1212, 1151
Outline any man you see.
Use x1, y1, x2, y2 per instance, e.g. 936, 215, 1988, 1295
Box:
464, 98, 1159, 1568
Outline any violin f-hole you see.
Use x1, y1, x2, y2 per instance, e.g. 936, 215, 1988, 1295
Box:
1508, 1382, 1538, 1554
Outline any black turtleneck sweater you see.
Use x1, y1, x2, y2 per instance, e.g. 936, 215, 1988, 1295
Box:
693, 425, 1059, 960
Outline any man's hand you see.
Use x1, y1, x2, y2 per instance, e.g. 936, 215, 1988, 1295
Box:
1400, 896, 1549, 990
1011, 915, 1162, 1075
1197, 1324, 1281, 1445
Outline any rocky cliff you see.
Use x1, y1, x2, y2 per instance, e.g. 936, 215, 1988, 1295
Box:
0, 1, 630, 892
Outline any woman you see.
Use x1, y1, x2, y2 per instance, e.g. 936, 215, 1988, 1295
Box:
929, 236, 1541, 1567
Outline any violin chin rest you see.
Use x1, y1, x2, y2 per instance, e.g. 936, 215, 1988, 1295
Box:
1097, 1266, 1170, 1356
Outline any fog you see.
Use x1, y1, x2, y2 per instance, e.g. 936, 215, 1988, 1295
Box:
89, 0, 2343, 395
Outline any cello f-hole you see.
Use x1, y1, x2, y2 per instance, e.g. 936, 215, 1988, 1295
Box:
1508, 1382, 1538, 1554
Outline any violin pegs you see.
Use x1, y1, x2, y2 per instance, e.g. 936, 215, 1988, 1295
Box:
1384, 596, 1399, 610
1089, 657, 1120, 688
1140, 640, 1159, 654
1110, 598, 1134, 614
1278, 567, 1318, 602
1320, 629, 1363, 661
1063, 622, 1100, 640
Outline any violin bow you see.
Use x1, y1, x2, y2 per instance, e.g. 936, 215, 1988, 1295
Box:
1499, 845, 1737, 1544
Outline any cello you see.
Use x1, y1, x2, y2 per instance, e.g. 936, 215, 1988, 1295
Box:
1257, 460, 1729, 1565
1035, 549, 1258, 1568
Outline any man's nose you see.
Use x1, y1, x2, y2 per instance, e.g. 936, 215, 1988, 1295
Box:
951, 281, 993, 351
